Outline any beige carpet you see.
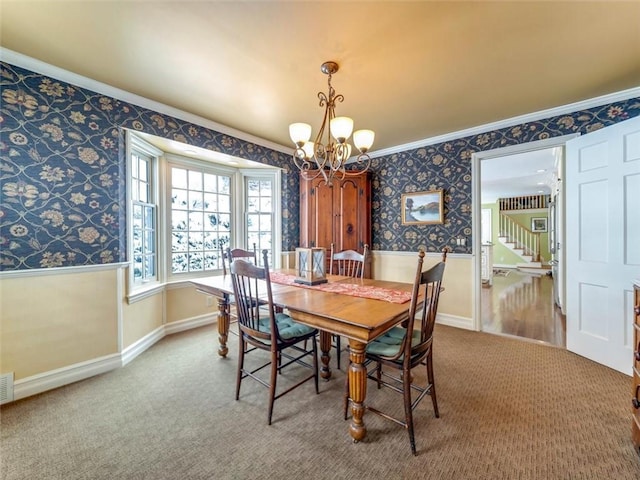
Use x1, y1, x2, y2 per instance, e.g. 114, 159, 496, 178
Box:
2, 324, 639, 480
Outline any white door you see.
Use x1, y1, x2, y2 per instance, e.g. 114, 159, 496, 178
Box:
555, 148, 566, 314
566, 115, 640, 375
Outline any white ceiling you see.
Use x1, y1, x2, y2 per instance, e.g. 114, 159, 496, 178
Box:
2, 1, 639, 196
480, 147, 558, 203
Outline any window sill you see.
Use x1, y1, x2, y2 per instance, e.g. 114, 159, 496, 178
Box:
127, 283, 164, 304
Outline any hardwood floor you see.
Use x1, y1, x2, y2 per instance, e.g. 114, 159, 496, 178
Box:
481, 269, 566, 347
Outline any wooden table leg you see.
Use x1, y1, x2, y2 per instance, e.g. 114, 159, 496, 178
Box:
318, 330, 333, 380
217, 296, 230, 357
347, 339, 367, 442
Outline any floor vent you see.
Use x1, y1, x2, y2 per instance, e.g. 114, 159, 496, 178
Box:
0, 373, 14, 405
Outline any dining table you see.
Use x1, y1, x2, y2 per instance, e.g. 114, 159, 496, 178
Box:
191, 269, 420, 444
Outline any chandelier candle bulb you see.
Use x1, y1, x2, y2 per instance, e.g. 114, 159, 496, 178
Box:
289, 123, 312, 146
330, 116, 354, 143
353, 129, 375, 153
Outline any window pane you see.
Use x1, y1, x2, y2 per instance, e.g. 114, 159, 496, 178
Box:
189, 232, 203, 251
144, 255, 155, 278
143, 205, 154, 229
188, 212, 203, 231
247, 180, 260, 192
132, 205, 142, 229
260, 232, 272, 249
247, 198, 259, 212
259, 214, 272, 230
139, 159, 148, 182
172, 232, 187, 252
189, 190, 203, 210
219, 214, 231, 231
203, 193, 217, 211
204, 251, 217, 270
134, 257, 143, 280
139, 181, 148, 203
247, 233, 260, 249
203, 232, 218, 250
247, 213, 257, 229
144, 230, 154, 252
219, 176, 230, 194
172, 167, 187, 188
188, 170, 203, 191
172, 253, 188, 273
132, 156, 139, 179
189, 252, 204, 271
172, 189, 188, 209
203, 173, 217, 192
260, 180, 272, 196
204, 213, 219, 231
132, 231, 142, 254
172, 211, 188, 231
260, 197, 272, 211
218, 195, 230, 212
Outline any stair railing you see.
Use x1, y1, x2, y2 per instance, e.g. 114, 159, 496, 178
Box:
498, 213, 540, 262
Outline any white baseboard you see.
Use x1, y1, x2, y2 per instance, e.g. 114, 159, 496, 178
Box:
121, 326, 165, 366
164, 313, 216, 335
12, 314, 217, 402
436, 313, 474, 330
13, 354, 122, 401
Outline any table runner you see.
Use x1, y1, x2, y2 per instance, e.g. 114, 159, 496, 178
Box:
269, 272, 412, 304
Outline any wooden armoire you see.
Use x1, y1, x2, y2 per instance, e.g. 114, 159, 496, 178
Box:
299, 171, 372, 278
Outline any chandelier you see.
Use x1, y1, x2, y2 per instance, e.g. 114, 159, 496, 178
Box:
289, 61, 375, 185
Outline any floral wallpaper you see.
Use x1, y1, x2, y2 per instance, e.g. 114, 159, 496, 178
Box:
1, 60, 639, 271
0, 62, 298, 270
370, 97, 640, 254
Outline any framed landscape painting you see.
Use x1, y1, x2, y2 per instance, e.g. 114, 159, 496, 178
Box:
401, 190, 444, 225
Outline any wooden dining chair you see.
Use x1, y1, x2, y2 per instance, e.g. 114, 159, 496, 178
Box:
328, 243, 369, 369
221, 243, 257, 275
329, 243, 368, 278
230, 250, 319, 425
219, 244, 257, 334
344, 249, 446, 455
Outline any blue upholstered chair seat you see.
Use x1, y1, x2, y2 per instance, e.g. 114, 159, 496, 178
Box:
256, 313, 316, 340
366, 326, 421, 357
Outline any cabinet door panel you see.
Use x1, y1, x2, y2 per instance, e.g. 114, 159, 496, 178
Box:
335, 178, 362, 252
313, 178, 335, 249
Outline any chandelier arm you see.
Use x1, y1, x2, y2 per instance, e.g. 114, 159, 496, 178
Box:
300, 168, 325, 182
341, 153, 372, 177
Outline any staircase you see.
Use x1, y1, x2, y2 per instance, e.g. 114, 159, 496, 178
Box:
497, 213, 546, 273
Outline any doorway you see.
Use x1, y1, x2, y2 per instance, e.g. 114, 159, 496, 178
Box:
472, 135, 577, 346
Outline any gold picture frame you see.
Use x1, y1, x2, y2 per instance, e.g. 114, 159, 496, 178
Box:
401, 190, 444, 225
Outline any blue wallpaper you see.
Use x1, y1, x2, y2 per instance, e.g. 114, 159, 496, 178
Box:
0, 62, 298, 270
1, 60, 639, 270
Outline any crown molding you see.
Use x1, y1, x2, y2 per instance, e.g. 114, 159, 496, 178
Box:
0, 48, 291, 155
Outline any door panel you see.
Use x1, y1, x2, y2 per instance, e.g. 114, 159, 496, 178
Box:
566, 115, 640, 374
336, 178, 361, 252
